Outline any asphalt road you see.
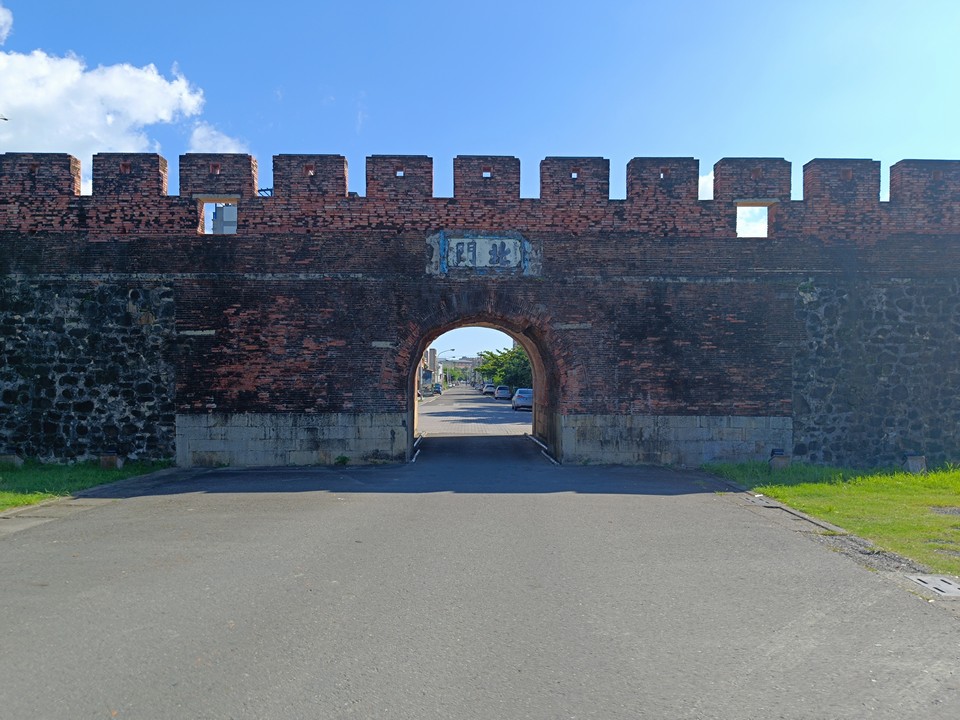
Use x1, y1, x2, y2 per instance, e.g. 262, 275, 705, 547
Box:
2, 391, 959, 719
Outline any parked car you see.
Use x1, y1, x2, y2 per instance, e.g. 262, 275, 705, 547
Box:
433, 383, 442, 394
494, 385, 512, 400
511, 388, 533, 410
482, 383, 495, 395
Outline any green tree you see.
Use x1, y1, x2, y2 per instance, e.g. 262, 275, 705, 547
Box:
475, 346, 532, 389
446, 366, 468, 383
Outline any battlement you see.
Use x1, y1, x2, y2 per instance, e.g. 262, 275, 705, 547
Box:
0, 153, 81, 196
2, 151, 959, 238
540, 157, 610, 204
626, 158, 700, 205
889, 159, 960, 205
179, 153, 259, 200
93, 153, 168, 196
803, 159, 881, 204
366, 155, 433, 200
713, 158, 791, 203
454, 156, 520, 202
273, 154, 348, 197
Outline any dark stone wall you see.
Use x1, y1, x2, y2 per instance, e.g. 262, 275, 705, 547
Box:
0, 279, 176, 460
793, 277, 960, 468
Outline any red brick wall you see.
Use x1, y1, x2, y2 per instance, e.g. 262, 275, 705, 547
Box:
4, 152, 960, 239
3, 151, 960, 465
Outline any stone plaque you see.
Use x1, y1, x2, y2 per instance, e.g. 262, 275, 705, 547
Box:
426, 231, 540, 276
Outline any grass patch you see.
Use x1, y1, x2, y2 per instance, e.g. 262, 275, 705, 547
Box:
705, 461, 960, 576
0, 459, 172, 512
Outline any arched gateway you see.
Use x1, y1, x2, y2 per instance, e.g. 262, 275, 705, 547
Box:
2, 152, 960, 468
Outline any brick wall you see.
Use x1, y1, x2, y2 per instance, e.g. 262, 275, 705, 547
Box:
2, 152, 959, 467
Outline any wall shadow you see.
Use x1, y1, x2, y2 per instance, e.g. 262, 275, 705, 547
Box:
78, 436, 729, 499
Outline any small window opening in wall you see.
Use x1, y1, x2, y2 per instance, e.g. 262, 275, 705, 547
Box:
202, 201, 238, 235
933, 170, 943, 181
737, 205, 769, 238
659, 167, 670, 180
304, 164, 316, 177
395, 167, 405, 178
209, 163, 222, 176
750, 167, 763, 181
841, 168, 853, 181
482, 167, 492, 179
28, 163, 39, 175
571, 169, 580, 180
119, 162, 132, 175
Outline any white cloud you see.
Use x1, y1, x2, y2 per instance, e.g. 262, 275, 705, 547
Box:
0, 4, 11, 45
189, 121, 248, 153
698, 171, 714, 200
0, 3, 246, 192
736, 206, 768, 238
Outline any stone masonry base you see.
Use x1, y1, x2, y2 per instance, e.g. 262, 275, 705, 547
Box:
559, 414, 793, 467
175, 413, 408, 467
176, 411, 791, 468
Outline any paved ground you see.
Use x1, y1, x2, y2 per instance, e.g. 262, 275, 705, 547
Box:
417, 384, 532, 436
1, 390, 959, 718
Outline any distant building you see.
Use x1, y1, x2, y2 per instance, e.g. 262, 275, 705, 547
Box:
211, 203, 237, 234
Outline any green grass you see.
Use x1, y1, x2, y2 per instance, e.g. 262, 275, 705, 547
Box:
0, 459, 172, 512
704, 461, 960, 576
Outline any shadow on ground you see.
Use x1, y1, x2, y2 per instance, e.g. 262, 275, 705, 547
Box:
419, 410, 531, 424
78, 436, 728, 500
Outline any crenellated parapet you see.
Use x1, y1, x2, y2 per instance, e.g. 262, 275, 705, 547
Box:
453, 155, 520, 202
626, 157, 700, 205
93, 153, 168, 196
366, 155, 432, 200
888, 159, 960, 229
2, 151, 960, 240
779, 159, 883, 241
540, 157, 610, 205
0, 153, 81, 197
273, 154, 348, 198
179, 153, 259, 200
713, 158, 791, 203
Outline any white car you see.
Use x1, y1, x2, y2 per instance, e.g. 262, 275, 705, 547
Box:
494, 385, 512, 400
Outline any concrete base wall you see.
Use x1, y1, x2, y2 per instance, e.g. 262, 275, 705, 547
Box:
559, 414, 792, 467
175, 413, 408, 467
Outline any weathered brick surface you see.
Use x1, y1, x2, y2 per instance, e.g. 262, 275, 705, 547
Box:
2, 151, 960, 467
713, 157, 791, 203
178, 153, 258, 200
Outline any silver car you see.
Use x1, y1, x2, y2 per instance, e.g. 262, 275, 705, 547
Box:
494, 385, 512, 400
511, 388, 533, 410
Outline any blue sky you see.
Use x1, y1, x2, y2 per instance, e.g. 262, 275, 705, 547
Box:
1, 0, 959, 357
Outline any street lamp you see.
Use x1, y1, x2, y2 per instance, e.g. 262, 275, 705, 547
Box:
436, 349, 455, 388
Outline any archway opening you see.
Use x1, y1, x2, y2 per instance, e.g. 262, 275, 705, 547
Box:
407, 319, 559, 460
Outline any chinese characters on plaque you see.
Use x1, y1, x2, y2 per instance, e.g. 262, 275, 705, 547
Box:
447, 236, 521, 269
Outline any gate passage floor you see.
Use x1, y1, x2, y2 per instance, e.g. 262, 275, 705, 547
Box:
1, 399, 958, 718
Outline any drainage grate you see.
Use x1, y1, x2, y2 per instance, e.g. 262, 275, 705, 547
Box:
908, 575, 960, 597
